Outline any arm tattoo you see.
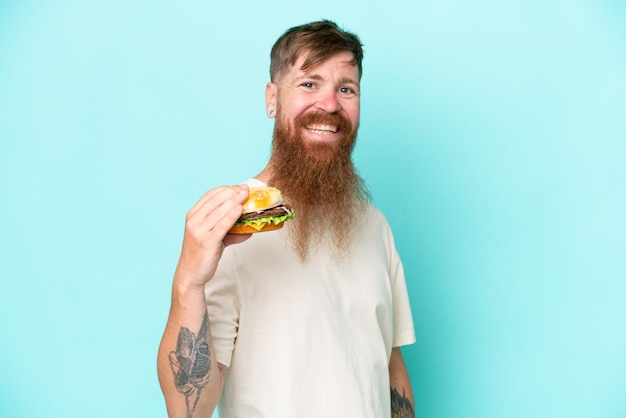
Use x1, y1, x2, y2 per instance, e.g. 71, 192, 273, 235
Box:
391, 387, 415, 418
169, 311, 212, 418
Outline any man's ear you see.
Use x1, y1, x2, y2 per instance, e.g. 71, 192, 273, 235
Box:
265, 82, 277, 118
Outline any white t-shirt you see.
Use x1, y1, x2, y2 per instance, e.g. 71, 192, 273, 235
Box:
206, 180, 415, 418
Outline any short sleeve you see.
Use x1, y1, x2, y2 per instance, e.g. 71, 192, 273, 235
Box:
205, 247, 240, 368
385, 222, 416, 347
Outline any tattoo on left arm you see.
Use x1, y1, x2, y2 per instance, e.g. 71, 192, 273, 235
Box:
168, 311, 212, 418
391, 386, 414, 418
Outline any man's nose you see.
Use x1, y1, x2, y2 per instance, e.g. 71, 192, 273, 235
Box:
315, 89, 341, 113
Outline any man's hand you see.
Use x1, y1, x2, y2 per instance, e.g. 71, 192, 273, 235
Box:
174, 185, 251, 290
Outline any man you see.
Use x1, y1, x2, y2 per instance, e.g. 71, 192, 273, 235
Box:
157, 20, 416, 418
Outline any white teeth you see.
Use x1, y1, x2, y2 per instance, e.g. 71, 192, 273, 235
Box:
306, 124, 338, 134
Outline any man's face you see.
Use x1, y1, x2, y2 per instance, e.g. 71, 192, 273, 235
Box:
266, 51, 361, 158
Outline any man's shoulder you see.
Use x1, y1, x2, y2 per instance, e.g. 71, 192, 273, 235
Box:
359, 201, 394, 235
363, 201, 387, 220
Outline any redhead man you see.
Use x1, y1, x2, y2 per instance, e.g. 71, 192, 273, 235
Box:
158, 20, 416, 418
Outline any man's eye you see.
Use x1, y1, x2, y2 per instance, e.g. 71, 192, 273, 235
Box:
302, 82, 315, 88
339, 87, 354, 94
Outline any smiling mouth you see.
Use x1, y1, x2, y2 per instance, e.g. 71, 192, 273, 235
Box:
305, 124, 339, 135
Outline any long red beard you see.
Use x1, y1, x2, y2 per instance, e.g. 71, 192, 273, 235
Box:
269, 109, 370, 261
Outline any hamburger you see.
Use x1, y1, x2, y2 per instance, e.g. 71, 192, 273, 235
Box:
228, 186, 295, 234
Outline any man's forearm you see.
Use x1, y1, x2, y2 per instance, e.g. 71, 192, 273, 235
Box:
389, 347, 415, 418
158, 289, 223, 417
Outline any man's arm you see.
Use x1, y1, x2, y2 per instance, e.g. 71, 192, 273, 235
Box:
389, 347, 415, 418
157, 185, 250, 417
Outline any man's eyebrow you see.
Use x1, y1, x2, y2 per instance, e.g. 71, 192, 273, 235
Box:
338, 76, 359, 86
294, 74, 324, 82
294, 74, 360, 87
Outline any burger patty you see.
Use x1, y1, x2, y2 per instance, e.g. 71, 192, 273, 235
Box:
238, 204, 293, 221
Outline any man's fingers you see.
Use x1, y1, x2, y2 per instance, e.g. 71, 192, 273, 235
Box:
188, 185, 248, 221
185, 185, 249, 243
187, 186, 230, 218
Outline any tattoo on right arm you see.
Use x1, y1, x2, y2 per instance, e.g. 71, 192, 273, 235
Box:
168, 311, 212, 418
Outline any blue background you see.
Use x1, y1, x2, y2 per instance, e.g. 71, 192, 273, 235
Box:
1, 1, 625, 417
